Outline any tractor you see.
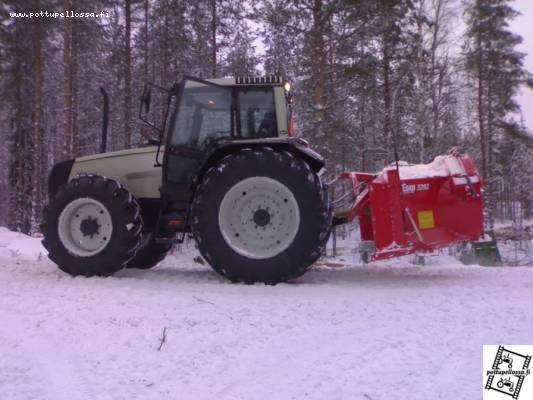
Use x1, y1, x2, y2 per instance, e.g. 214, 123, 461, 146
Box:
41, 75, 485, 284
497, 377, 515, 393
498, 354, 513, 369
42, 76, 331, 284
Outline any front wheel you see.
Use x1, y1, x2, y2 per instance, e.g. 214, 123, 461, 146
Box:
41, 175, 143, 276
192, 148, 331, 284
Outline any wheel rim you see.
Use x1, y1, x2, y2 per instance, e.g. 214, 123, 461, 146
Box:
58, 197, 113, 257
218, 177, 300, 259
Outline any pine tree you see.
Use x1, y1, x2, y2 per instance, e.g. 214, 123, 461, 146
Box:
1, 1, 42, 232
464, 0, 529, 225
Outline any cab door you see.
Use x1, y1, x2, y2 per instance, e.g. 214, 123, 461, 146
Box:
163, 79, 234, 208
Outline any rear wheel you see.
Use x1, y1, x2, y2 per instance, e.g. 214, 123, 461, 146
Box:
192, 148, 331, 284
41, 175, 143, 276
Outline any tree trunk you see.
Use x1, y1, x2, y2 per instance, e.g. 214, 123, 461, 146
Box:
476, 0, 487, 183
31, 0, 44, 232
414, 0, 426, 162
10, 24, 30, 232
475, 0, 489, 228
71, 18, 79, 156
124, 0, 132, 149
359, 91, 367, 170
63, 0, 73, 158
160, 13, 169, 124
141, 0, 150, 143
311, 0, 327, 161
211, 0, 217, 77
430, 0, 443, 138
359, 40, 367, 170
383, 37, 392, 160
144, 0, 149, 81
487, 79, 494, 226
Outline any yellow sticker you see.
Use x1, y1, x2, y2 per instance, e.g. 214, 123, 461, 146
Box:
417, 210, 435, 229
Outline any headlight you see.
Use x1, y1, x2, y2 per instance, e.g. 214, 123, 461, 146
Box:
284, 82, 291, 92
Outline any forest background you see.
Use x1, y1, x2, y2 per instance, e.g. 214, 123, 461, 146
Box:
1, 0, 532, 235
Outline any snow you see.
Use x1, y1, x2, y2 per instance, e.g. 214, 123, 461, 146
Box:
0, 227, 46, 260
1, 228, 533, 399
381, 155, 466, 180
493, 219, 533, 266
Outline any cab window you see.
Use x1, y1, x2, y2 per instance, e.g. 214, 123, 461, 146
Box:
237, 88, 277, 138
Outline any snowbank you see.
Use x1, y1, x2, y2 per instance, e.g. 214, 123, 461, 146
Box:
0, 227, 47, 260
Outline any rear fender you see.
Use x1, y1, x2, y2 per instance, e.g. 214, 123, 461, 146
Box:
196, 139, 325, 189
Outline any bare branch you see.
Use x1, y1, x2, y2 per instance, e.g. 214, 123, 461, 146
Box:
157, 327, 168, 351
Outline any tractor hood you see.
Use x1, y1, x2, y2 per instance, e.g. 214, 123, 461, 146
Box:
65, 146, 162, 199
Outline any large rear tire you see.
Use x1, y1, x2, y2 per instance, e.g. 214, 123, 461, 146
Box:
192, 148, 331, 284
41, 175, 143, 276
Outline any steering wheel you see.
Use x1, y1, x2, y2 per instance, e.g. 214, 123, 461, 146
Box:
202, 132, 230, 149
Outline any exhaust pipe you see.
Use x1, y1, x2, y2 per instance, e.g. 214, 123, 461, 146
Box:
99, 87, 109, 153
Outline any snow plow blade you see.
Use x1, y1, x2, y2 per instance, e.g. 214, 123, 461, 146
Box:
335, 150, 484, 261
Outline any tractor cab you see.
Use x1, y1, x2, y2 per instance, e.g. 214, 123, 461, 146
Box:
162, 77, 289, 203
141, 76, 292, 146
169, 77, 289, 147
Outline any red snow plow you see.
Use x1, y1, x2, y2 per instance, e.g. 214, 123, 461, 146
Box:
334, 149, 484, 261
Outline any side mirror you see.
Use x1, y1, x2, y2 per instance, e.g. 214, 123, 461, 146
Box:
140, 85, 152, 114
138, 82, 172, 148
138, 84, 158, 133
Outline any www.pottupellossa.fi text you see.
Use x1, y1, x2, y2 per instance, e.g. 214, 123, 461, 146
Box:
9, 10, 111, 19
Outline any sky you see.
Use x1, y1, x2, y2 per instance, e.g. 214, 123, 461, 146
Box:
510, 1, 533, 130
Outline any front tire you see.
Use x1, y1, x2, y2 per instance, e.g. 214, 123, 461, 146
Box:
41, 175, 143, 276
192, 148, 331, 284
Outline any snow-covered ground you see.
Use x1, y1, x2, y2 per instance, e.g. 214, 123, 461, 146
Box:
1, 227, 532, 400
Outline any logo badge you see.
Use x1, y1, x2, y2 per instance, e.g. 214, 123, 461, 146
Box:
484, 345, 532, 399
